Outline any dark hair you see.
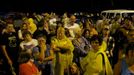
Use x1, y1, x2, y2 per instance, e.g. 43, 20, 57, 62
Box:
56, 21, 64, 27
37, 19, 44, 27
18, 51, 31, 64
90, 35, 103, 45
82, 29, 90, 36
125, 43, 134, 55
36, 34, 46, 40
22, 31, 32, 38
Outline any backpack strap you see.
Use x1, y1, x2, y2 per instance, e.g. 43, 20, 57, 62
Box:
98, 53, 105, 65
97, 52, 106, 75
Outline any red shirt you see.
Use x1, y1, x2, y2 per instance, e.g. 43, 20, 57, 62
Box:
19, 61, 39, 75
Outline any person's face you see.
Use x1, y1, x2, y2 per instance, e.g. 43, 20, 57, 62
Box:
6, 24, 15, 32
85, 30, 90, 38
37, 37, 46, 45
70, 65, 77, 74
102, 28, 110, 36
70, 16, 76, 24
22, 24, 28, 29
57, 28, 65, 40
91, 40, 100, 51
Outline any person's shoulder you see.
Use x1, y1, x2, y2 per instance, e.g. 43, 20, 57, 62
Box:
20, 41, 25, 44
97, 50, 105, 54
32, 39, 38, 42
19, 63, 28, 68
96, 51, 106, 57
74, 23, 80, 26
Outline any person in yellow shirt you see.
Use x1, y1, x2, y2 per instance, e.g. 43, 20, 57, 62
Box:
80, 35, 113, 75
51, 27, 74, 75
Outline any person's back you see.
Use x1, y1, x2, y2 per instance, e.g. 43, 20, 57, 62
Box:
18, 52, 40, 75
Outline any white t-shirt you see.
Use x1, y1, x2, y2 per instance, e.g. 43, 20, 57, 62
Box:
20, 39, 38, 53
65, 23, 80, 38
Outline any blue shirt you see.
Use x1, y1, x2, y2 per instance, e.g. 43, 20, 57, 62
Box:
121, 59, 134, 75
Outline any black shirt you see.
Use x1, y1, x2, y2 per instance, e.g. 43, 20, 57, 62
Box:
0, 32, 19, 62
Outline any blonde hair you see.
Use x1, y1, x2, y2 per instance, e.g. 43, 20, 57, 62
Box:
57, 27, 65, 33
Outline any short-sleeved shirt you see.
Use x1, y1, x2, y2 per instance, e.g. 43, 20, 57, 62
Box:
0, 32, 19, 61
20, 39, 38, 52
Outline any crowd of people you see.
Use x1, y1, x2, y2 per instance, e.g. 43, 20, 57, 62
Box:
0, 12, 134, 75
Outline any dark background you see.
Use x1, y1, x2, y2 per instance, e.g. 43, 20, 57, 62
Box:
0, 0, 133, 13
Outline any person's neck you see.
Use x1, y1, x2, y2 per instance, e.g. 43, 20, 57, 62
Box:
26, 60, 32, 66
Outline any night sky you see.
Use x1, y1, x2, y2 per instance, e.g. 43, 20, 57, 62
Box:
0, 0, 133, 13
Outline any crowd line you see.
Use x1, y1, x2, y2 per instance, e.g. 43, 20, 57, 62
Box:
0, 12, 134, 75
